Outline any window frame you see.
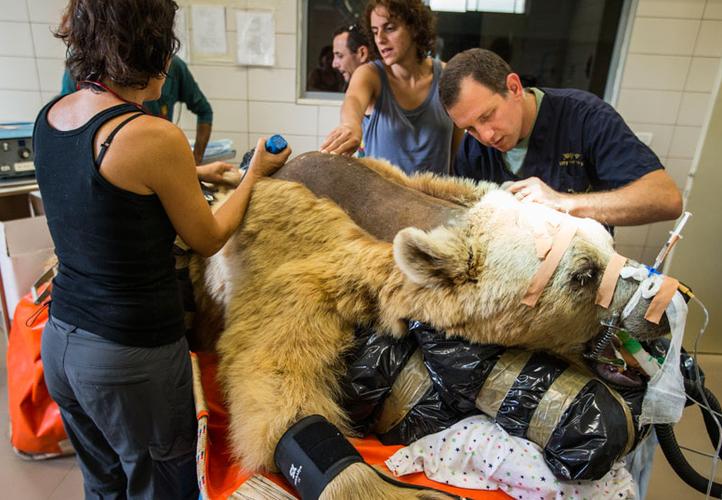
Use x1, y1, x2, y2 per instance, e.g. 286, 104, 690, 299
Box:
296, 0, 635, 105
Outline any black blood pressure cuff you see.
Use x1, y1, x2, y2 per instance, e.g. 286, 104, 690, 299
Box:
274, 415, 363, 499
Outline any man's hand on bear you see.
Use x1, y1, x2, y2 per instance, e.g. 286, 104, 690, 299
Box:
507, 176, 574, 214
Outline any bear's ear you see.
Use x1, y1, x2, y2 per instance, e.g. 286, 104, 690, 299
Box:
569, 256, 601, 292
393, 227, 477, 286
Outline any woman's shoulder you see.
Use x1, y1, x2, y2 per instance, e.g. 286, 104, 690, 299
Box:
347, 61, 382, 95
126, 114, 187, 146
106, 114, 191, 172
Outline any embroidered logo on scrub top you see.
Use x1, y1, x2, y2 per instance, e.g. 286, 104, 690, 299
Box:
558, 152, 584, 168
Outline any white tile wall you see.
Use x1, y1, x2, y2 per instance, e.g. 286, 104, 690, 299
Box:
30, 23, 66, 59
686, 57, 721, 91
26, 0, 65, 23
637, 0, 706, 19
622, 54, 690, 90
0, 22, 35, 57
188, 65, 248, 100
35, 57, 64, 92
0, 90, 42, 122
665, 157, 693, 188
628, 122, 674, 158
705, 0, 722, 19
208, 99, 248, 132
0, 56, 39, 91
615, 0, 721, 254
0, 0, 29, 22
628, 18, 700, 55
276, 34, 297, 69
668, 125, 703, 158
248, 68, 296, 102
617, 89, 682, 124
317, 105, 341, 136
677, 92, 712, 126
695, 20, 722, 57
248, 101, 318, 136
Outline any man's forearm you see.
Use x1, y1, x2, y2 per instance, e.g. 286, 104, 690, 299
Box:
193, 122, 212, 165
564, 170, 683, 226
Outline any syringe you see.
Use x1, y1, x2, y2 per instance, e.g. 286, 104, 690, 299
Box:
652, 211, 692, 271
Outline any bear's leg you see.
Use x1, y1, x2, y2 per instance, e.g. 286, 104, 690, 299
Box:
274, 414, 455, 500
322, 463, 455, 500
220, 321, 455, 499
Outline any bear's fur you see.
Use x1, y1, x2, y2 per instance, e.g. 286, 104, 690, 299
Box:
190, 152, 666, 498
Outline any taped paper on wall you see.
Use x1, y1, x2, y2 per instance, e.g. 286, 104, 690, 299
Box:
192, 5, 227, 55
236, 10, 275, 66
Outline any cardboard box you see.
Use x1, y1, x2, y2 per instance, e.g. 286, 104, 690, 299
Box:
0, 216, 54, 321
28, 190, 44, 216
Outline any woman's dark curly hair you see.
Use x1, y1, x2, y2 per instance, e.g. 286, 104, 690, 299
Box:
55, 0, 180, 89
363, 0, 436, 62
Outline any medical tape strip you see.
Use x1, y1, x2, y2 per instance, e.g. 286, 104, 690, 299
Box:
644, 275, 680, 325
533, 222, 555, 259
598, 380, 636, 457
476, 350, 532, 416
374, 348, 433, 434
522, 220, 577, 307
494, 352, 568, 437
594, 253, 627, 308
526, 368, 591, 447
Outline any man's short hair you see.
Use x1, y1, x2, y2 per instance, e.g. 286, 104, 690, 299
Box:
363, 0, 436, 62
439, 48, 513, 108
333, 23, 369, 54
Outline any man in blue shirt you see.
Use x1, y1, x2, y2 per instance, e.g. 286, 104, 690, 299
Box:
439, 48, 682, 227
61, 55, 214, 165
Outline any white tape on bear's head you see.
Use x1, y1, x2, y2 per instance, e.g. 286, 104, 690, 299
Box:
620, 266, 664, 320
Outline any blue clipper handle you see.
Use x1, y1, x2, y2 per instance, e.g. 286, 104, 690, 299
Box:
265, 134, 288, 154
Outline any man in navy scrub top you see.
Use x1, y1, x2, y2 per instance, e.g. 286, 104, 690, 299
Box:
439, 48, 682, 229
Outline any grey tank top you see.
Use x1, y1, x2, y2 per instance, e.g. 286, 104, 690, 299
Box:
362, 59, 453, 175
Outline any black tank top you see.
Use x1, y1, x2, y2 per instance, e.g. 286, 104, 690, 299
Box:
33, 97, 184, 347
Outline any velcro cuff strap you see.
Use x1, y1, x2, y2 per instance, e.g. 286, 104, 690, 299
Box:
274, 415, 363, 499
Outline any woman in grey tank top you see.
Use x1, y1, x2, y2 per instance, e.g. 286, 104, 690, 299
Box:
320, 0, 463, 175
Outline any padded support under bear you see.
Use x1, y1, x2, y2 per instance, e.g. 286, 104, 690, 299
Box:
274, 415, 363, 499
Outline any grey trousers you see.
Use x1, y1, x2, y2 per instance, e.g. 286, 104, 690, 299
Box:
41, 315, 199, 500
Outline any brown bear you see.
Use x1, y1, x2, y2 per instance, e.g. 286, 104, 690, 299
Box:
190, 152, 668, 499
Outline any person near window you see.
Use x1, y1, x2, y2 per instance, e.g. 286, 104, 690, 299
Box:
440, 48, 682, 227
331, 23, 370, 86
35, 1, 290, 498
320, 0, 463, 175
307, 45, 346, 92
61, 55, 214, 166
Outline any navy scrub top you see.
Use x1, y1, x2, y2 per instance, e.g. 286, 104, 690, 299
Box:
453, 87, 663, 194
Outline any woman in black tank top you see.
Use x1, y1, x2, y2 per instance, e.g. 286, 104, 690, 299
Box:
35, 1, 290, 498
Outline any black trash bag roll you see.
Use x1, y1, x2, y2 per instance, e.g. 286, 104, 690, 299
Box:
408, 320, 504, 415
412, 321, 639, 481
340, 325, 417, 435
377, 384, 476, 446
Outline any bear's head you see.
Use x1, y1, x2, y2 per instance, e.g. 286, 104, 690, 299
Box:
393, 190, 671, 359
